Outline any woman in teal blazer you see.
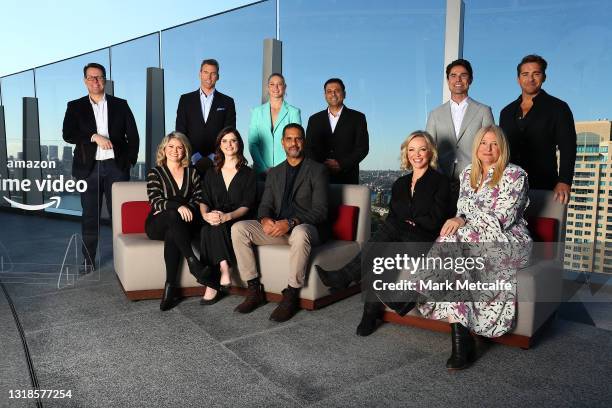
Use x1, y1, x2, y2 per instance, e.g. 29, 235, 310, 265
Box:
248, 73, 301, 176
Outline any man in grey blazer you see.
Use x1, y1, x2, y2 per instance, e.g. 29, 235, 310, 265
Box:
426, 59, 494, 184
232, 123, 329, 322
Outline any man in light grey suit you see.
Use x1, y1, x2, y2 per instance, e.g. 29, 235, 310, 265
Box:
232, 123, 329, 323
426, 59, 494, 183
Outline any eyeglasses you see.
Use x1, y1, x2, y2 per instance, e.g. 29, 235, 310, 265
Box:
86, 76, 105, 82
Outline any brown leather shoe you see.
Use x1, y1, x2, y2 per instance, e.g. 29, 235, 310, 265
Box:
269, 287, 300, 322
234, 279, 266, 314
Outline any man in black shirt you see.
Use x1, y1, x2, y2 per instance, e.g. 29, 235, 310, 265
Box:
231, 123, 329, 322
500, 54, 576, 204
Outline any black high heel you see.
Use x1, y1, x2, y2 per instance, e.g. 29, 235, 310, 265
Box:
199, 286, 227, 305
160, 282, 177, 311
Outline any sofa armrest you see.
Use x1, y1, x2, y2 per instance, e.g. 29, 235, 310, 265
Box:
514, 259, 563, 337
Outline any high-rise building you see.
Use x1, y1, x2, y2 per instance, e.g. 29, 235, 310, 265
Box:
62, 146, 72, 162
48, 145, 59, 160
564, 120, 612, 274
40, 145, 48, 161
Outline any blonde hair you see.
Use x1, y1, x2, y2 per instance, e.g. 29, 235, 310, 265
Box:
400, 130, 438, 171
469, 125, 509, 189
155, 132, 192, 167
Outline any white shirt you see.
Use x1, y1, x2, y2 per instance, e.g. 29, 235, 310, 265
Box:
450, 97, 469, 139
200, 88, 215, 123
328, 106, 344, 133
90, 95, 115, 160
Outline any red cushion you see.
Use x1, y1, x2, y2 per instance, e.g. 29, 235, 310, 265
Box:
332, 205, 359, 241
527, 216, 558, 242
527, 216, 558, 260
121, 201, 151, 234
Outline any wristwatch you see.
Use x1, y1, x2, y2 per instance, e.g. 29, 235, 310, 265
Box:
287, 218, 296, 231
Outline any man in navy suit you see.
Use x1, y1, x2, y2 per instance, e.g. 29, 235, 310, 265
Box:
62, 63, 139, 268
175, 59, 236, 173
305, 78, 369, 184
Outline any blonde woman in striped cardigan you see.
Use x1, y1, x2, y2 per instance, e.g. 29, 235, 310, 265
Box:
145, 131, 217, 311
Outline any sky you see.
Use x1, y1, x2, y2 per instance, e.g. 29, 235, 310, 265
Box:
1, 0, 611, 173
0, 0, 254, 77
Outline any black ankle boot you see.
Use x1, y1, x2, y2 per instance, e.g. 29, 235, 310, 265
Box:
269, 286, 301, 322
315, 254, 361, 290
446, 323, 476, 370
234, 278, 266, 314
160, 282, 177, 311
356, 302, 383, 336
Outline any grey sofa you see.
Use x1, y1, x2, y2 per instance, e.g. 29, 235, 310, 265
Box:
112, 181, 371, 308
383, 189, 567, 348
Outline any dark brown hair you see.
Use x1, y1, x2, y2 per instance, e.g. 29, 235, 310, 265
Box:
517, 54, 547, 79
213, 127, 248, 171
83, 62, 106, 78
445, 59, 473, 83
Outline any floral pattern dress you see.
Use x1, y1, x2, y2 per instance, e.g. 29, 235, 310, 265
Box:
417, 163, 532, 337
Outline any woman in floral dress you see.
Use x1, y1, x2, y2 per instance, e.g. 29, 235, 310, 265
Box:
420, 125, 532, 370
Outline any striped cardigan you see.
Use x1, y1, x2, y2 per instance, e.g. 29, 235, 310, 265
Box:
146, 165, 202, 213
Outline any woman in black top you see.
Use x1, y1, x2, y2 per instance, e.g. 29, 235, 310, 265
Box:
199, 127, 256, 304
145, 132, 215, 311
316, 130, 451, 334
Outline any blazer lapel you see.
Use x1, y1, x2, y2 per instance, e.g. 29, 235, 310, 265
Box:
275, 162, 287, 213
273, 101, 289, 135
263, 102, 273, 134
83, 97, 97, 133
332, 106, 348, 134
191, 90, 205, 126
444, 102, 457, 140
106, 95, 114, 136
457, 101, 477, 143
291, 159, 309, 198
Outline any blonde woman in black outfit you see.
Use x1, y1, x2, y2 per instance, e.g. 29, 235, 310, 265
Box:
145, 132, 216, 311
316, 130, 451, 335
199, 128, 256, 305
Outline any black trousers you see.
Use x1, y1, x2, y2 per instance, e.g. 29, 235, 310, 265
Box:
81, 160, 130, 262
145, 209, 200, 284
362, 221, 434, 302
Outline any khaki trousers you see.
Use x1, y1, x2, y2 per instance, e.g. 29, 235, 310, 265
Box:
231, 220, 320, 288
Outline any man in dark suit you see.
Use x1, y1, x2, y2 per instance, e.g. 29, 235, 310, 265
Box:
62, 63, 139, 268
500, 54, 576, 204
231, 123, 329, 322
175, 58, 236, 173
305, 78, 369, 184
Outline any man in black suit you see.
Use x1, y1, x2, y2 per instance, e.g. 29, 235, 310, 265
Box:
175, 58, 236, 173
500, 54, 576, 204
305, 78, 369, 184
62, 63, 139, 268
231, 123, 329, 322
